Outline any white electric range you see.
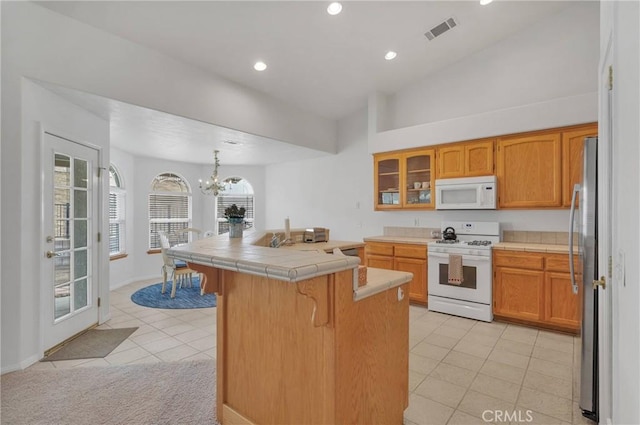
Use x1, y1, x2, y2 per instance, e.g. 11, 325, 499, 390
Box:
427, 221, 500, 322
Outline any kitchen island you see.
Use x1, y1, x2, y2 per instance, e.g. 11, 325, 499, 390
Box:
168, 231, 412, 425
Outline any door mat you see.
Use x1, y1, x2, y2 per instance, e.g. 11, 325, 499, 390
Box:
42, 327, 138, 361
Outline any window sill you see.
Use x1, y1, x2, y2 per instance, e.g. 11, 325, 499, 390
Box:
147, 249, 161, 255
109, 253, 128, 261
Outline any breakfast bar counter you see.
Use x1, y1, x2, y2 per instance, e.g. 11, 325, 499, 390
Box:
168, 232, 412, 425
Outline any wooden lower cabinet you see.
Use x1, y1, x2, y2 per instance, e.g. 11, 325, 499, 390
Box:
493, 250, 581, 333
367, 254, 394, 270
365, 242, 428, 304
493, 267, 544, 322
544, 271, 582, 329
394, 257, 427, 304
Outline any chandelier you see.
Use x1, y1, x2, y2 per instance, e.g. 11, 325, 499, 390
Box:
199, 150, 226, 196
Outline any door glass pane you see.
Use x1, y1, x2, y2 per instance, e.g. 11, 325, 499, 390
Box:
74, 158, 88, 188
54, 252, 71, 284
54, 284, 71, 319
74, 220, 88, 248
74, 279, 88, 310
75, 249, 88, 279
74, 190, 88, 218
55, 154, 71, 186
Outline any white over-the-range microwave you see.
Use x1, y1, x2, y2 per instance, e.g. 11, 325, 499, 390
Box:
435, 175, 497, 210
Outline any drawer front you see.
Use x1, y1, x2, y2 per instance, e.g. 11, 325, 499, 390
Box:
366, 242, 394, 256
546, 253, 579, 273
394, 244, 427, 259
493, 251, 544, 270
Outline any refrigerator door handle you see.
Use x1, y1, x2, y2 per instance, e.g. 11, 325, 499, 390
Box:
569, 183, 580, 295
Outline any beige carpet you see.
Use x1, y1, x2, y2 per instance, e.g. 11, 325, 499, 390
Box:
42, 327, 138, 361
1, 360, 217, 425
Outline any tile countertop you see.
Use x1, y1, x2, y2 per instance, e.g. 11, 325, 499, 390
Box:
363, 236, 577, 253
280, 240, 365, 252
354, 268, 412, 302
493, 242, 577, 254
167, 230, 363, 284
363, 235, 436, 245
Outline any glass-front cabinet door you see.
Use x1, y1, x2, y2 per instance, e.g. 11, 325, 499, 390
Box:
403, 149, 435, 209
374, 153, 402, 209
374, 149, 435, 210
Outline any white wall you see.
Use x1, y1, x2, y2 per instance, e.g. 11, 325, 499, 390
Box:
388, 1, 599, 131
0, 80, 110, 372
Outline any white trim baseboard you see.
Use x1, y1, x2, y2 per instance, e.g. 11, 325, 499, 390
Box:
1, 354, 41, 375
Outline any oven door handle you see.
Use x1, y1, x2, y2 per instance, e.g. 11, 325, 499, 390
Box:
428, 252, 490, 262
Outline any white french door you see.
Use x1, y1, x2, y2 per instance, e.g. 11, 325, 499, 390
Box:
42, 132, 100, 352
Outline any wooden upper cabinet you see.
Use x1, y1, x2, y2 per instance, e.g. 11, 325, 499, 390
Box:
437, 139, 494, 179
437, 145, 464, 178
496, 132, 562, 208
402, 150, 435, 209
374, 152, 403, 210
374, 149, 435, 210
465, 140, 494, 176
562, 124, 598, 207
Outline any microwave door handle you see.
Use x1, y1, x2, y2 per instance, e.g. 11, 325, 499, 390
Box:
478, 185, 484, 206
568, 184, 580, 295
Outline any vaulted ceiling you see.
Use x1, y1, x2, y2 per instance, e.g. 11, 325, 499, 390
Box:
35, 1, 580, 164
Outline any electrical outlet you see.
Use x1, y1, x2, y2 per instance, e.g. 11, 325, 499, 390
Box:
355, 201, 360, 209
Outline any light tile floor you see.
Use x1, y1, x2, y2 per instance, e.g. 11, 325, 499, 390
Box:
28, 279, 595, 425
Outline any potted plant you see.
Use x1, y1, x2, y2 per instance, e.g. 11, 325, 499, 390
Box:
224, 204, 246, 238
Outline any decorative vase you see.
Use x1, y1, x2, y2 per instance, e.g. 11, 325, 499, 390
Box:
228, 217, 244, 238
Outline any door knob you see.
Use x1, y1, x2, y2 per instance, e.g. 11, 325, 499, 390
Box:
592, 276, 606, 290
46, 251, 62, 259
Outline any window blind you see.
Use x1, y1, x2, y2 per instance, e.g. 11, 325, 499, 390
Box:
148, 173, 192, 249
109, 191, 126, 255
216, 195, 254, 235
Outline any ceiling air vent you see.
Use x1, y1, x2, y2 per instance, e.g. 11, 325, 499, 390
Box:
424, 17, 458, 41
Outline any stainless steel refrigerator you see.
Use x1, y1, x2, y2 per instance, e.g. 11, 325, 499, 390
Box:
569, 136, 598, 422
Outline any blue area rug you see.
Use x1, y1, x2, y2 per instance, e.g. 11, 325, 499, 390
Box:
131, 278, 217, 309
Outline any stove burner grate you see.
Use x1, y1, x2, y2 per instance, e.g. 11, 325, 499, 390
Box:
467, 240, 492, 246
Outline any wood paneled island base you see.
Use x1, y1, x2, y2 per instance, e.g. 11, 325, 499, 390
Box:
192, 265, 410, 425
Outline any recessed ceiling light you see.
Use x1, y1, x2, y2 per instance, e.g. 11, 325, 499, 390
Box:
253, 61, 267, 71
384, 51, 397, 61
327, 2, 342, 15
480, 0, 493, 5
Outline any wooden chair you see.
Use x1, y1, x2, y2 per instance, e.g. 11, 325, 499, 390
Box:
158, 231, 196, 298
175, 227, 202, 242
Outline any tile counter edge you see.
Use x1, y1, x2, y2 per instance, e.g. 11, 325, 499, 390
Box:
166, 231, 361, 283
354, 268, 413, 302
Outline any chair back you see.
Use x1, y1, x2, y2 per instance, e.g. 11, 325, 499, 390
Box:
157, 231, 174, 268
176, 227, 203, 242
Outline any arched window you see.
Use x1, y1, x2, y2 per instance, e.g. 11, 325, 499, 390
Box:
109, 165, 126, 257
148, 172, 192, 249
216, 177, 254, 235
